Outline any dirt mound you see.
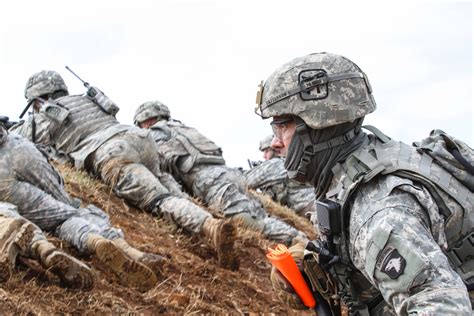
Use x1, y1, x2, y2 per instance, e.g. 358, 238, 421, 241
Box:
0, 163, 315, 314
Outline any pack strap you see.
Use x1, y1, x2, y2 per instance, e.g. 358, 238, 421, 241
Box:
362, 125, 391, 143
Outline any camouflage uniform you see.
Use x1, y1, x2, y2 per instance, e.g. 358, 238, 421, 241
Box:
11, 71, 214, 236
0, 201, 48, 253
256, 53, 472, 314
0, 132, 122, 252
134, 101, 305, 245
245, 157, 315, 217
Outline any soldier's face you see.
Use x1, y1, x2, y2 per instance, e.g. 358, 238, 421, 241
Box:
139, 117, 158, 129
263, 149, 275, 160
270, 116, 295, 157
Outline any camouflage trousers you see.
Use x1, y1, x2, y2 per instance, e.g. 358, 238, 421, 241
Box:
0, 200, 122, 253
181, 164, 305, 244
90, 132, 211, 234
0, 202, 47, 253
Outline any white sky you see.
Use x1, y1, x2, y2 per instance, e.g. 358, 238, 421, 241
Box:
0, 0, 472, 168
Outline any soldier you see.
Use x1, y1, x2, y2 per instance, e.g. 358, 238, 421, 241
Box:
255, 53, 472, 314
133, 101, 306, 245
0, 200, 93, 289
260, 135, 277, 161
245, 135, 315, 218
10, 70, 237, 270
0, 121, 162, 291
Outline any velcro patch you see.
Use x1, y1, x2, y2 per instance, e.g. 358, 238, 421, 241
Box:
376, 247, 406, 279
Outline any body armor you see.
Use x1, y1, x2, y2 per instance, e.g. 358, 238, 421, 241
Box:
150, 120, 225, 173
309, 127, 473, 314
43, 95, 130, 169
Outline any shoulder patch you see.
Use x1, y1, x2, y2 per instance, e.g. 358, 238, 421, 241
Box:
377, 247, 406, 279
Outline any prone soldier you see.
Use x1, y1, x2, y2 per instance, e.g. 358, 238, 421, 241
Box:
0, 121, 163, 291
10, 70, 238, 270
133, 101, 307, 245
245, 135, 316, 218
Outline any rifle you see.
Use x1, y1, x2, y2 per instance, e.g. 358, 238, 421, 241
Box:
19, 98, 36, 119
65, 66, 119, 115
247, 159, 262, 169
0, 116, 18, 129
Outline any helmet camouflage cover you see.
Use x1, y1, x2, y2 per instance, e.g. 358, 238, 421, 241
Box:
24, 70, 68, 100
259, 135, 274, 152
255, 52, 376, 129
134, 100, 171, 125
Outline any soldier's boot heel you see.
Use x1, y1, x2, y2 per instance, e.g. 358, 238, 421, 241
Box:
42, 250, 94, 290
112, 238, 166, 275
203, 218, 240, 271
0, 220, 36, 282
217, 219, 240, 271
95, 239, 157, 292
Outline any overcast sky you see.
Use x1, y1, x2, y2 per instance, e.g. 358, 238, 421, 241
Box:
0, 0, 472, 168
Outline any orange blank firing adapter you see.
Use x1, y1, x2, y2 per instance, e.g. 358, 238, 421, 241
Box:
267, 244, 316, 308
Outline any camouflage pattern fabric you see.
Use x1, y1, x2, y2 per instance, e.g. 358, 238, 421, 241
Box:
245, 158, 315, 217
348, 173, 472, 313
133, 101, 170, 125
12, 94, 214, 234
0, 201, 48, 253
259, 135, 273, 152
257, 52, 376, 129
145, 121, 306, 244
0, 133, 123, 252
24, 70, 68, 100
90, 131, 211, 233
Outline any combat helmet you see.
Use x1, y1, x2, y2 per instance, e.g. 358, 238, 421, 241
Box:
255, 52, 376, 129
24, 70, 68, 100
134, 101, 171, 126
259, 135, 274, 152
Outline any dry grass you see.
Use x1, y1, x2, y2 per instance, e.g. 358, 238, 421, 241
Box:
0, 162, 316, 314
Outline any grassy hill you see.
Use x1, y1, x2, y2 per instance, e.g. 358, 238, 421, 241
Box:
0, 162, 315, 314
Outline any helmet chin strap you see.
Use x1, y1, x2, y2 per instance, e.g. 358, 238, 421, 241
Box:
287, 120, 359, 183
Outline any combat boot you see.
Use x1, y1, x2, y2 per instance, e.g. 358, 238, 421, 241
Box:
31, 239, 93, 290
0, 217, 36, 282
202, 218, 239, 271
112, 238, 166, 274
86, 234, 157, 292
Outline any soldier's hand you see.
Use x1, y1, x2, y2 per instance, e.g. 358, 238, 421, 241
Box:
270, 242, 308, 310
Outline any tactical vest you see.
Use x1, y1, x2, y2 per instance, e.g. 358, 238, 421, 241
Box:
306, 126, 473, 315
329, 127, 472, 302
50, 95, 119, 154
151, 120, 225, 173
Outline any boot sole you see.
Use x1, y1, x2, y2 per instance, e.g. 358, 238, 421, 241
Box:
45, 251, 93, 290
95, 240, 157, 292
216, 220, 240, 271
0, 221, 35, 282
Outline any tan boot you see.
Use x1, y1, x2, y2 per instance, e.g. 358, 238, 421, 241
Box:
86, 234, 157, 292
202, 218, 239, 271
0, 217, 36, 282
31, 240, 93, 290
112, 238, 166, 275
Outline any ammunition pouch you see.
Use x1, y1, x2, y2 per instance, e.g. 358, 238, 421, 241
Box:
303, 252, 339, 309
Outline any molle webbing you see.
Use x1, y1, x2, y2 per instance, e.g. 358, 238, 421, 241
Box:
330, 138, 473, 268
53, 95, 118, 154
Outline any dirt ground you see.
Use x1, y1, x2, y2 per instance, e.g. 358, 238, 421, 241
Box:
0, 163, 317, 315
